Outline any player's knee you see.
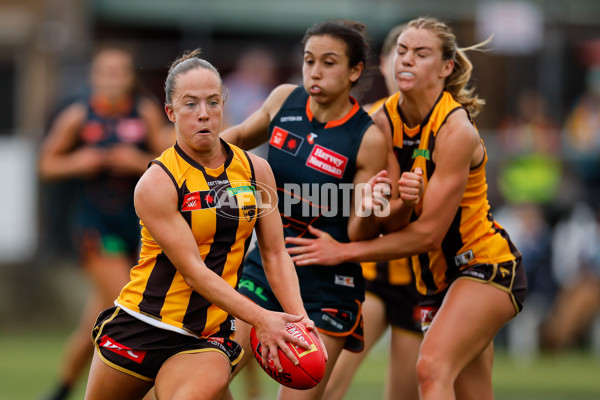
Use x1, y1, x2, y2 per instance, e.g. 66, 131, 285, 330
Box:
415, 352, 448, 390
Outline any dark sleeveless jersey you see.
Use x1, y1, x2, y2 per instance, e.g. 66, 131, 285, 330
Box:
78, 95, 151, 216
382, 91, 521, 296
116, 141, 257, 338
244, 86, 373, 306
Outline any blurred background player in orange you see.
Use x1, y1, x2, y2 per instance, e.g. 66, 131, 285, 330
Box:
323, 23, 422, 400
38, 44, 171, 400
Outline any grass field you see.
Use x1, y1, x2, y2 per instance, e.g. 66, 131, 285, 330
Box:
1, 328, 599, 399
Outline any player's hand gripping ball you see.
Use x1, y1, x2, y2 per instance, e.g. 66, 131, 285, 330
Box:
250, 322, 326, 389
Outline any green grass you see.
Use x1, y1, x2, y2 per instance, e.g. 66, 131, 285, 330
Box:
1, 328, 599, 400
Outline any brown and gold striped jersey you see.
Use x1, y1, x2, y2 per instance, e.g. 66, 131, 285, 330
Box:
116, 141, 257, 337
382, 91, 520, 295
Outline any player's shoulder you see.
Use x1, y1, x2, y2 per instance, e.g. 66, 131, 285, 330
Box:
263, 84, 299, 119
361, 123, 388, 150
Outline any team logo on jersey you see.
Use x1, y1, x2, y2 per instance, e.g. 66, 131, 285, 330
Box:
454, 249, 474, 267
307, 132, 318, 145
306, 145, 348, 179
99, 335, 147, 363
242, 205, 257, 222
269, 126, 304, 156
412, 148, 430, 160
181, 189, 219, 211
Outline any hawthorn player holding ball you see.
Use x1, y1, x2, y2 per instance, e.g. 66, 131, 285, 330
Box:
250, 322, 326, 390
83, 49, 318, 400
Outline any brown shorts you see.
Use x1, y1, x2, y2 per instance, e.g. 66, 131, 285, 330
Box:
92, 307, 243, 381
419, 257, 527, 331
365, 265, 421, 334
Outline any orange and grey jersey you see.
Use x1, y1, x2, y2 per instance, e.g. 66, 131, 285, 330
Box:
382, 91, 521, 295
116, 140, 258, 338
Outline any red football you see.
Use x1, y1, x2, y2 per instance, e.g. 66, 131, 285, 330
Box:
249, 322, 326, 390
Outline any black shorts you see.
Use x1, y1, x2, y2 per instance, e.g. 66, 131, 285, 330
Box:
92, 307, 243, 381
419, 258, 527, 331
238, 278, 364, 352
365, 270, 422, 334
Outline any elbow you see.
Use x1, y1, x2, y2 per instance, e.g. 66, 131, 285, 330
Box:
411, 221, 444, 253
183, 276, 196, 291
421, 231, 444, 252
348, 217, 381, 242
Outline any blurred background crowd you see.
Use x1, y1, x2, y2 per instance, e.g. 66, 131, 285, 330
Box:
1, 0, 600, 365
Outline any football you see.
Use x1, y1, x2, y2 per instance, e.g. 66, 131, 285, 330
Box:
249, 322, 326, 390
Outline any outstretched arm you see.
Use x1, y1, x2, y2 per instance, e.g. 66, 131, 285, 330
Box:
251, 154, 306, 318
288, 111, 479, 265
251, 154, 327, 360
286, 167, 422, 266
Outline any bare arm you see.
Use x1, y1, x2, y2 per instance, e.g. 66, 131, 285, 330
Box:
370, 104, 420, 233
347, 124, 396, 241
135, 163, 308, 368
251, 154, 327, 359
342, 110, 480, 262
289, 111, 479, 265
251, 154, 307, 318
220, 84, 296, 149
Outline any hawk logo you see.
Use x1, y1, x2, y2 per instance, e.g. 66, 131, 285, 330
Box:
269, 126, 304, 156
499, 266, 510, 279
242, 205, 257, 222
181, 190, 219, 211
454, 249, 474, 267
